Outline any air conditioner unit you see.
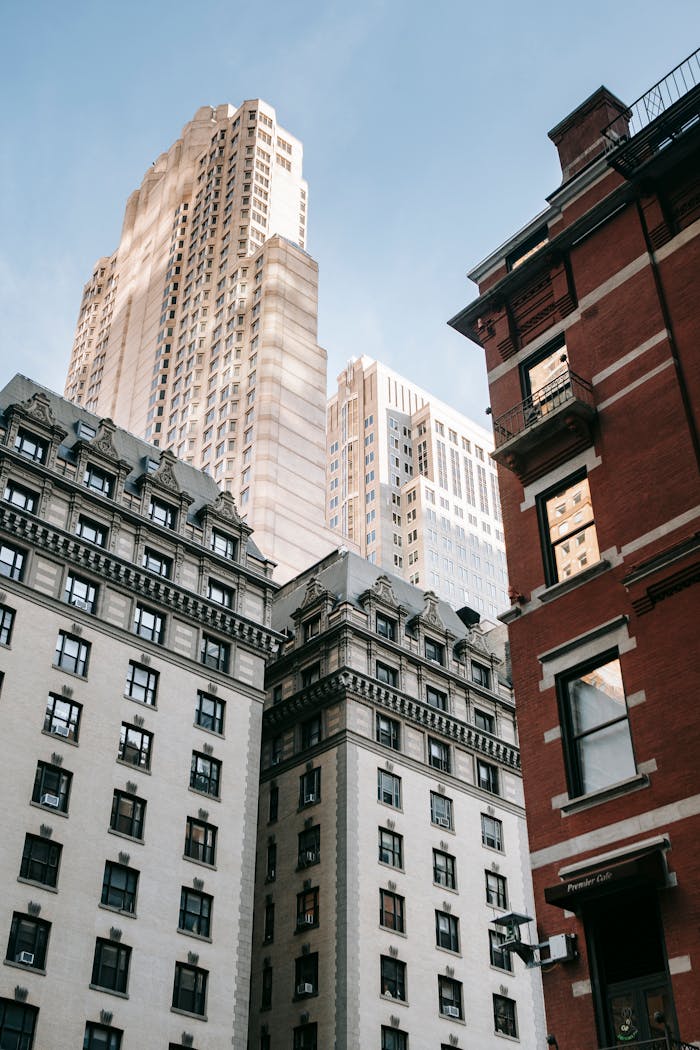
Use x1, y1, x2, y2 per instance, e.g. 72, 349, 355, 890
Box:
70, 597, 89, 610
302, 913, 315, 925
437, 816, 451, 827
305, 850, 317, 863
304, 793, 316, 804
270, 755, 281, 765
297, 983, 313, 995
16, 952, 34, 965
41, 793, 60, 808
52, 724, 70, 737
443, 1005, 460, 1018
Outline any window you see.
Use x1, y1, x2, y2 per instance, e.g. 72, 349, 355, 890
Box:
436, 910, 460, 953
430, 791, 453, 829
0, 603, 15, 645
376, 613, 397, 641
378, 827, 403, 868
474, 708, 495, 733
428, 737, 450, 773
54, 630, 89, 676
125, 661, 158, 706
303, 615, 321, 641
184, 816, 217, 865
493, 994, 518, 1037
298, 825, 320, 867
4, 480, 38, 513
379, 889, 405, 933
489, 929, 513, 971
84, 464, 114, 498
195, 691, 225, 734
0, 541, 26, 581
425, 638, 445, 665
172, 962, 208, 1015
179, 887, 212, 937
377, 769, 401, 808
44, 693, 82, 741
295, 952, 318, 996
558, 653, 636, 797
376, 662, 398, 687
207, 578, 234, 608
118, 723, 153, 769
438, 975, 463, 1018
263, 901, 275, 943
64, 572, 97, 613
83, 1021, 123, 1049
381, 1028, 407, 1050
293, 1023, 317, 1050
200, 633, 230, 673
481, 814, 503, 851
101, 862, 138, 914
6, 913, 50, 969
301, 662, 320, 687
472, 661, 491, 688
76, 515, 107, 546
15, 427, 47, 463
539, 474, 599, 584
110, 790, 146, 840
299, 767, 320, 807
20, 834, 62, 888
477, 759, 500, 795
32, 762, 71, 812
142, 547, 172, 578
376, 713, 400, 750
211, 528, 237, 559
91, 938, 131, 993
0, 999, 37, 1048
261, 962, 272, 1010
296, 886, 319, 930
380, 955, 405, 1000
433, 848, 456, 889
301, 714, 321, 749
190, 752, 221, 796
148, 497, 177, 529
426, 685, 447, 711
133, 603, 164, 643
486, 870, 508, 909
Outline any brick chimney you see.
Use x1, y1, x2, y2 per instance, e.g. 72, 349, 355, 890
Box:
548, 86, 630, 182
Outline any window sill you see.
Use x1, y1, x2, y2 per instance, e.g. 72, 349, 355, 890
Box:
495, 1032, 520, 1042
177, 928, 212, 944
116, 759, 152, 776
193, 722, 225, 740
89, 984, 129, 999
170, 1007, 207, 1022
538, 559, 610, 603
559, 773, 650, 815
17, 877, 58, 894
182, 854, 217, 871
124, 695, 157, 711
379, 924, 407, 938
41, 729, 79, 747
99, 903, 136, 919
436, 945, 462, 958
108, 828, 144, 845
433, 881, 458, 894
439, 1010, 465, 1024
30, 801, 68, 819
292, 990, 319, 1002
380, 992, 408, 1006
4, 959, 46, 976
482, 844, 505, 856
294, 923, 319, 935
51, 664, 88, 681
188, 786, 221, 803
431, 821, 455, 834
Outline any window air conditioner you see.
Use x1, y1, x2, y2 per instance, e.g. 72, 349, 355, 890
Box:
297, 982, 313, 995
70, 597, 89, 610
52, 724, 70, 737
443, 1005, 460, 1018
17, 952, 34, 965
302, 913, 315, 925
437, 816, 451, 827
305, 850, 317, 863
304, 793, 316, 804
41, 793, 60, 808
271, 755, 281, 765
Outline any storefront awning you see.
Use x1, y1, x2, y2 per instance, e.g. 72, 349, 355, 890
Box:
544, 840, 670, 909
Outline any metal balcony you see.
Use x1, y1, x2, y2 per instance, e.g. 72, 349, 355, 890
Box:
490, 369, 595, 471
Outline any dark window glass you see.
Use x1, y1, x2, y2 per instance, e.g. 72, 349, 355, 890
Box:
481, 814, 503, 851
298, 825, 320, 868
494, 994, 518, 1037
438, 975, 463, 1018
125, 661, 158, 705
133, 603, 164, 643
436, 910, 460, 952
266, 842, 276, 881
44, 693, 82, 741
200, 633, 230, 673
142, 547, 172, 578
54, 631, 89, 676
211, 529, 237, 559
83, 1021, 123, 1049
299, 768, 320, 807
91, 938, 131, 993
118, 723, 153, 769
172, 962, 208, 1015
195, 691, 225, 734
101, 862, 138, 914
376, 662, 398, 687
0, 542, 26, 581
15, 428, 47, 463
472, 661, 491, 688
378, 828, 403, 868
32, 762, 72, 812
190, 752, 221, 796
263, 901, 275, 943
377, 769, 401, 808
296, 887, 319, 930
110, 790, 146, 840
426, 685, 447, 710
433, 849, 456, 889
261, 963, 272, 1010
293, 1023, 317, 1050
268, 785, 278, 822
381, 1027, 407, 1050
76, 515, 107, 546
380, 955, 405, 1000
303, 616, 321, 641
149, 498, 177, 529
474, 708, 495, 733
179, 887, 212, 937
489, 929, 513, 971
485, 870, 508, 909
301, 662, 320, 687
0, 998, 38, 1049
379, 889, 405, 932
207, 578, 234, 608
84, 465, 114, 498
376, 713, 400, 750
0, 603, 15, 645
425, 637, 445, 664
20, 834, 62, 888
477, 760, 499, 795
301, 715, 321, 749
4, 481, 38, 513
184, 817, 217, 865
6, 913, 50, 969
64, 573, 97, 613
376, 613, 396, 641
294, 952, 318, 996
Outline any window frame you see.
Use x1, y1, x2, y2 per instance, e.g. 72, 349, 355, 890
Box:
20, 834, 62, 888
44, 693, 82, 742
537, 469, 598, 586
91, 938, 131, 994
376, 613, 397, 641
190, 751, 221, 797
377, 768, 401, 808
125, 661, 158, 706
172, 961, 208, 1016
84, 1021, 123, 1049
110, 789, 146, 840
14, 427, 47, 463
379, 888, 405, 933
435, 909, 460, 953
200, 632, 230, 673
474, 708, 495, 733
0, 541, 26, 581
0, 603, 15, 645
54, 630, 90, 676
6, 912, 50, 970
298, 825, 320, 868
485, 870, 508, 909
179, 887, 212, 938
207, 577, 234, 608
489, 929, 513, 972
142, 546, 173, 578
0, 999, 37, 1048
376, 713, 400, 750
381, 1026, 407, 1050
380, 954, 406, 1001
493, 993, 518, 1038
430, 791, 453, 830
76, 514, 107, 546
426, 685, 448, 711
428, 736, 450, 773
195, 691, 225, 735
133, 602, 165, 644
378, 827, 403, 869
118, 723, 153, 770
376, 661, 398, 687
101, 861, 139, 914
296, 886, 319, 931
471, 661, 491, 688
294, 951, 319, 997
438, 975, 463, 1019
4, 479, 39, 513
32, 761, 72, 812
148, 497, 177, 530
477, 759, 500, 795
425, 637, 445, 665
481, 813, 504, 851
83, 464, 115, 498
433, 848, 456, 889
211, 528, 237, 559
299, 767, 321, 807
184, 816, 217, 866
64, 572, 98, 613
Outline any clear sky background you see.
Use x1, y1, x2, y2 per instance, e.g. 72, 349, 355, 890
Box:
2, 1, 699, 423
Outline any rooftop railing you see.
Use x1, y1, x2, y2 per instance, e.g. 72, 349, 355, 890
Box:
491, 369, 594, 450
602, 49, 700, 148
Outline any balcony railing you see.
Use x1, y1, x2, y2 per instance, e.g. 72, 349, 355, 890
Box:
602, 49, 700, 147
491, 369, 595, 450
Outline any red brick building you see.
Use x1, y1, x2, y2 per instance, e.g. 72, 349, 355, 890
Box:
449, 52, 700, 1049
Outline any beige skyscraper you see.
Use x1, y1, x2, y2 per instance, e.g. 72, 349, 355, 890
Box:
65, 101, 337, 582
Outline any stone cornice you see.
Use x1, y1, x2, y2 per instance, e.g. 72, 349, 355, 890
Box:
0, 506, 282, 656
263, 668, 520, 770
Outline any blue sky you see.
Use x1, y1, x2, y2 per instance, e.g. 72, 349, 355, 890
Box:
2, 1, 699, 422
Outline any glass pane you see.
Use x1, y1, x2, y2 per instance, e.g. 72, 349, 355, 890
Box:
546, 478, 594, 542
609, 991, 641, 1043
577, 720, 636, 794
569, 659, 626, 734
528, 347, 569, 401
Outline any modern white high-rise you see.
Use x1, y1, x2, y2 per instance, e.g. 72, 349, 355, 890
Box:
65, 101, 337, 582
327, 357, 509, 618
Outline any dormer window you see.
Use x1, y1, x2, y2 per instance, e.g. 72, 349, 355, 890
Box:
76, 421, 97, 440
148, 497, 177, 530
83, 464, 114, 498
425, 638, 445, 666
14, 428, 48, 463
472, 661, 491, 689
303, 616, 321, 642
211, 528, 237, 560
376, 613, 397, 642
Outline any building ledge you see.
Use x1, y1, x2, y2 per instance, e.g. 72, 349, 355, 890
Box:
558, 772, 649, 815
537, 559, 610, 603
